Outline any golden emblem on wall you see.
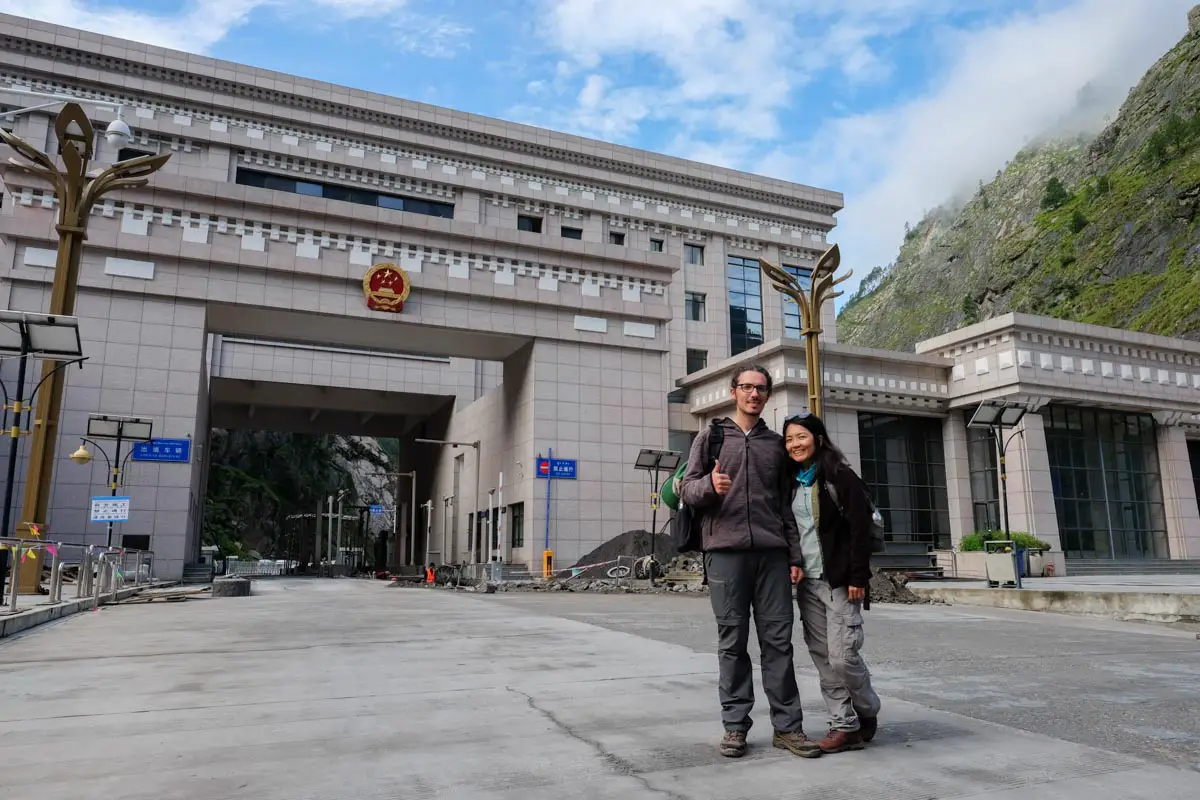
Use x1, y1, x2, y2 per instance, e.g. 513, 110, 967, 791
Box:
362, 262, 412, 313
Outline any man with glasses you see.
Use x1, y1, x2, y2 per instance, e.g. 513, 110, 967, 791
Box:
679, 364, 816, 759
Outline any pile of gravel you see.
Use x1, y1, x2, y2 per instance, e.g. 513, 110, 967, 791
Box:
868, 568, 929, 604
570, 529, 675, 577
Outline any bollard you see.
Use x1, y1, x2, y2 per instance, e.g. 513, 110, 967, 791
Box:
93, 555, 105, 606
46, 546, 62, 604
8, 546, 20, 613
52, 561, 67, 604
78, 547, 94, 599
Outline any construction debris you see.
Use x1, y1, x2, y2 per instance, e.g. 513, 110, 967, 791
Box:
571, 529, 676, 578
868, 568, 929, 604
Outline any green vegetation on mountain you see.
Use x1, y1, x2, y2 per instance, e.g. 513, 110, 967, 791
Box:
839, 11, 1200, 351
202, 431, 392, 558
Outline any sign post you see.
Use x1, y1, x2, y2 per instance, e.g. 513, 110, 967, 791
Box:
536, 449, 577, 578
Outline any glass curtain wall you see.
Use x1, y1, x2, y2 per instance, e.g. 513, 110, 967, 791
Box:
727, 255, 764, 356
781, 265, 813, 339
857, 413, 951, 551
965, 415, 1001, 533
1043, 405, 1168, 559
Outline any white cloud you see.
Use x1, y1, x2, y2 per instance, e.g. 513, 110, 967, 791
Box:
0, 0, 468, 56
527, 0, 1196, 307
0, 0, 259, 52
765, 0, 1195, 304
529, 0, 988, 142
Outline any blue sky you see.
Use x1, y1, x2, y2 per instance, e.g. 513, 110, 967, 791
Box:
9, 0, 1195, 303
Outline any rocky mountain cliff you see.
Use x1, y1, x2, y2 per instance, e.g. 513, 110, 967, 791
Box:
838, 9, 1200, 351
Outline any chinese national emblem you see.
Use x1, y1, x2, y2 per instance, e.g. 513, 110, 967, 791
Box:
363, 262, 412, 313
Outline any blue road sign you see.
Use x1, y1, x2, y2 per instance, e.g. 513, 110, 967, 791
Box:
536, 458, 577, 480
369, 504, 385, 516
131, 438, 191, 463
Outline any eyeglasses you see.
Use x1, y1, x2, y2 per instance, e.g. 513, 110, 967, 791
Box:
784, 412, 813, 423
735, 383, 770, 395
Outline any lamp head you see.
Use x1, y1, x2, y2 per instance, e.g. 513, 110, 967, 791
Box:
69, 443, 93, 465
105, 117, 132, 148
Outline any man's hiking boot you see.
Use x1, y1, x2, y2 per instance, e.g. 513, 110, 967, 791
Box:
857, 715, 878, 743
772, 730, 822, 758
815, 728, 865, 754
719, 730, 747, 758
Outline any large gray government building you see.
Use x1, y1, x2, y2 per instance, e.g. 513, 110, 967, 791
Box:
1, 14, 1198, 582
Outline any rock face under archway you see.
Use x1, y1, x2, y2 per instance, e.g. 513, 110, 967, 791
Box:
212, 577, 251, 598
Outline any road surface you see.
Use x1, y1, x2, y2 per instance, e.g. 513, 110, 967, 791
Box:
0, 579, 1197, 799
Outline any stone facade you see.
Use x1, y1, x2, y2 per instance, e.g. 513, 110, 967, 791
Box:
683, 313, 1200, 568
0, 14, 839, 578
2, 14, 1198, 579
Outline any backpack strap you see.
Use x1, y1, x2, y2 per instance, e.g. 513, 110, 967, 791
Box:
705, 420, 725, 472
825, 481, 841, 511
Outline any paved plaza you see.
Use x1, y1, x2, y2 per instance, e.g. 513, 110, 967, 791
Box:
1, 580, 1198, 799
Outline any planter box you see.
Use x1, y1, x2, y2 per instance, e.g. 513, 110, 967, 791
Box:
936, 549, 1067, 579
934, 550, 987, 579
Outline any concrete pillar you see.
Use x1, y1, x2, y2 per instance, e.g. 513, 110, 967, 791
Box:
943, 413, 974, 549
456, 189, 482, 225
1002, 413, 1062, 551
824, 407, 862, 474
1156, 424, 1200, 560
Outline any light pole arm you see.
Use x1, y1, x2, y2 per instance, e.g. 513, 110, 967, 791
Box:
27, 357, 88, 408
78, 437, 113, 471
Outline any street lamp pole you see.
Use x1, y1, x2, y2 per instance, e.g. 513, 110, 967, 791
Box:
0, 103, 170, 591
0, 313, 85, 540
758, 244, 852, 417
414, 438, 481, 563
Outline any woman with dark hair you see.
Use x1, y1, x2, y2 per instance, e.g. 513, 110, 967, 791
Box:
782, 412, 882, 755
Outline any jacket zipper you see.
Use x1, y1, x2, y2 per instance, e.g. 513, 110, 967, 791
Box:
744, 427, 754, 549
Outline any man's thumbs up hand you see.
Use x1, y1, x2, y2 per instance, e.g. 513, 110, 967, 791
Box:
711, 460, 732, 496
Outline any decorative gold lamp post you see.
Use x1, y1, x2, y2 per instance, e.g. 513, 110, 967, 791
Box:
0, 103, 170, 592
759, 243, 852, 418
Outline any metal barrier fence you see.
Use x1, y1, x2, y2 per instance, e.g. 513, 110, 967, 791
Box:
0, 537, 155, 615
223, 558, 298, 577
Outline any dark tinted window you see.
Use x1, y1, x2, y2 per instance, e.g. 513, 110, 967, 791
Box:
235, 168, 454, 219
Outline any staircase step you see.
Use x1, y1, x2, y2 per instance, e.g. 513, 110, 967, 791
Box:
1065, 559, 1200, 576
181, 563, 214, 585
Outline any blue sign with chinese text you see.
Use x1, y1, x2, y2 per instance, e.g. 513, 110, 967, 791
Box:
536, 458, 577, 480
369, 504, 385, 516
131, 438, 192, 463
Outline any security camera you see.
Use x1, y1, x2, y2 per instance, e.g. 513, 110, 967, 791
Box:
105, 117, 132, 148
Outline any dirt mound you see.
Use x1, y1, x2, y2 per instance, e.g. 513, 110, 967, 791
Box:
570, 529, 675, 577
869, 568, 928, 604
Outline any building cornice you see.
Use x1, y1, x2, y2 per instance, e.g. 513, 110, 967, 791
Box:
917, 312, 1200, 364
3, 180, 673, 305
0, 18, 843, 217
675, 337, 950, 389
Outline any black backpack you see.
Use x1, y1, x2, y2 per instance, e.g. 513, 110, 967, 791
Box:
671, 421, 724, 554
825, 471, 887, 554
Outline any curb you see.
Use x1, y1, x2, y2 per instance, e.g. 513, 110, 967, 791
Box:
0, 586, 145, 639
910, 586, 1200, 623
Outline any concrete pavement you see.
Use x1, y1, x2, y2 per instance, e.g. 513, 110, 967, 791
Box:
0, 579, 1197, 799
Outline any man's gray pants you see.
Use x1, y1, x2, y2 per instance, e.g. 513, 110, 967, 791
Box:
705, 550, 805, 734
797, 578, 882, 732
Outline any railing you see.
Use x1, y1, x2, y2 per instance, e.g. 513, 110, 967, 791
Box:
222, 558, 297, 577
0, 537, 155, 615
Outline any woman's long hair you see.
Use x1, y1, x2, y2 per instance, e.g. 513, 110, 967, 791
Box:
783, 416, 852, 483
